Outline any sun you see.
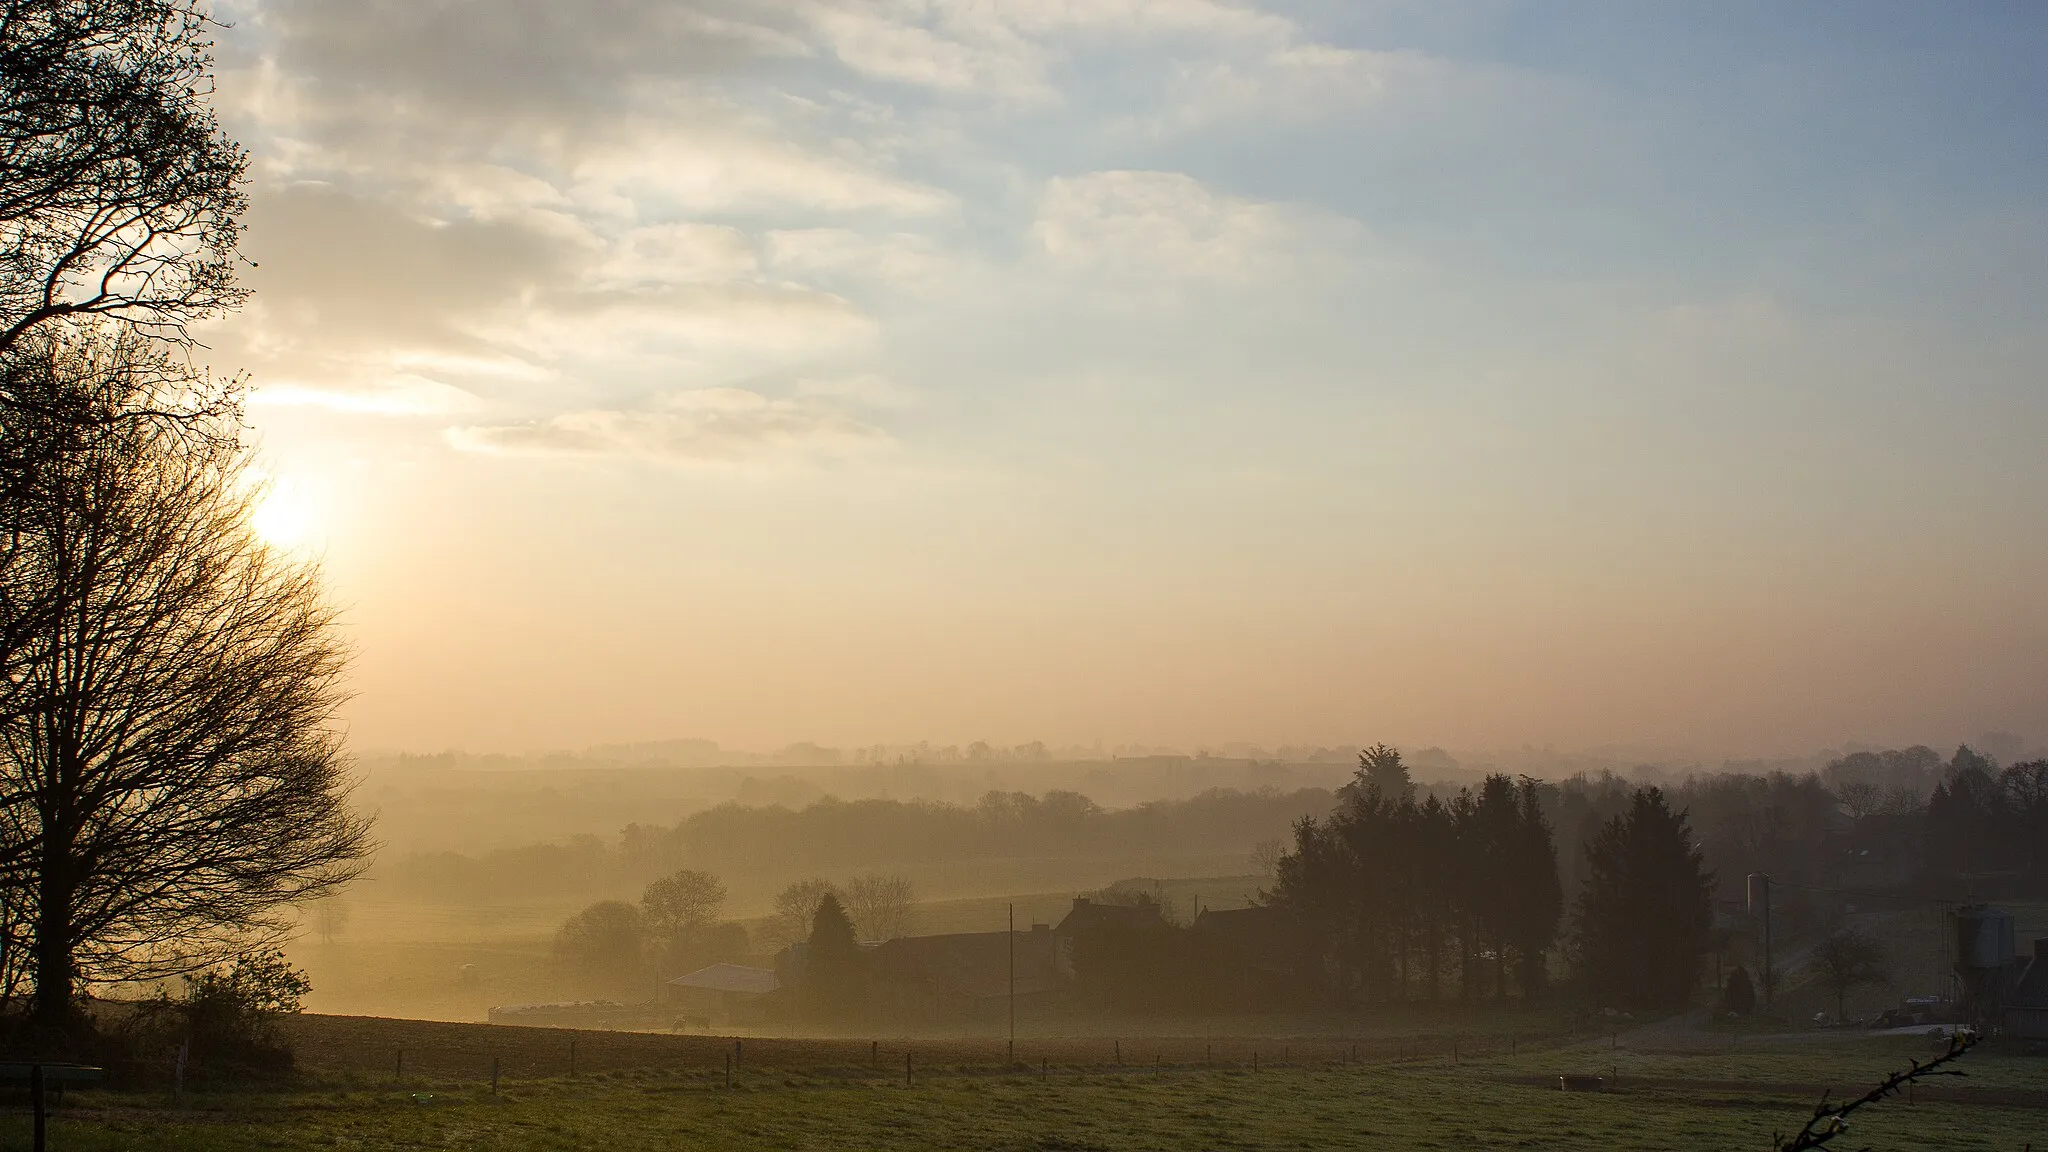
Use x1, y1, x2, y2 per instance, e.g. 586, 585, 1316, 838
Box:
250, 479, 317, 548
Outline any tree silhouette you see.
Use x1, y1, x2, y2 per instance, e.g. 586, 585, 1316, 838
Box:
1723, 964, 1756, 1015
0, 0, 249, 355
1809, 928, 1888, 1021
640, 870, 725, 943
842, 873, 915, 941
1571, 787, 1714, 1009
803, 892, 863, 1021
554, 901, 646, 992
768, 878, 838, 950
0, 328, 368, 1032
1270, 749, 1561, 1006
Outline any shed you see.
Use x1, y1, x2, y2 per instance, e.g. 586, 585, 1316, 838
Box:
667, 963, 780, 1025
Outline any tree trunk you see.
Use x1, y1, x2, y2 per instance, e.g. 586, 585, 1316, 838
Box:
31, 861, 75, 1035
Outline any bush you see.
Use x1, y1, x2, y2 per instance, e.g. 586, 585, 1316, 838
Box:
117, 948, 310, 1084
1722, 965, 1756, 1016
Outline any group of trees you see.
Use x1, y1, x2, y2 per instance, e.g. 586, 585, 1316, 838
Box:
0, 1, 367, 1043
767, 874, 917, 948
1924, 748, 2048, 888
618, 787, 1327, 879
552, 869, 920, 995
1272, 747, 1720, 1011
554, 869, 746, 992
1270, 747, 1565, 1004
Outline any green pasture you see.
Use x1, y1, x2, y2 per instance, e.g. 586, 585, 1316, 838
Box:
6, 1034, 2040, 1150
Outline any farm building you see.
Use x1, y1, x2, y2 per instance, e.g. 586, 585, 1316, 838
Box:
868, 926, 1064, 1023
2002, 937, 2048, 1040
1192, 904, 1308, 1007
667, 962, 780, 1026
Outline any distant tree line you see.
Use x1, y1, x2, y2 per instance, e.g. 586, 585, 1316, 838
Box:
1270, 747, 1567, 1004
1924, 748, 2048, 888
624, 787, 1331, 875
384, 787, 1333, 906
550, 869, 919, 995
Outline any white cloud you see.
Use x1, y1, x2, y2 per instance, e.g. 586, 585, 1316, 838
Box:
446, 387, 891, 461
795, 372, 920, 408
763, 227, 951, 289
593, 223, 761, 288
1033, 170, 1358, 282
564, 116, 956, 217
788, 0, 1308, 100
249, 375, 485, 416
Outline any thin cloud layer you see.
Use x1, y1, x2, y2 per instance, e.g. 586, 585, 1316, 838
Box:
447, 388, 891, 462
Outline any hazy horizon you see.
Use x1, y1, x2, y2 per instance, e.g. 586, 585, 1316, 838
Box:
201, 2, 2048, 759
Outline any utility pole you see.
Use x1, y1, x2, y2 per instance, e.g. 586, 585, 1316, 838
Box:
1008, 902, 1016, 1064
1747, 872, 1773, 1012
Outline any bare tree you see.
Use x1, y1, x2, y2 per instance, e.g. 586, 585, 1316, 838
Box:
768, 878, 838, 951
0, 329, 369, 1030
1830, 780, 1883, 821
307, 895, 350, 946
1809, 927, 1889, 1022
842, 873, 915, 942
0, 0, 249, 356
640, 869, 726, 945
1249, 838, 1284, 877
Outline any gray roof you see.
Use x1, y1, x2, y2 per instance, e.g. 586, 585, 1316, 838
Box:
668, 963, 780, 995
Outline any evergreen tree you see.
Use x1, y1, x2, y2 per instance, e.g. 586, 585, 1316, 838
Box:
1571, 787, 1714, 1009
1505, 777, 1563, 997
803, 892, 863, 1021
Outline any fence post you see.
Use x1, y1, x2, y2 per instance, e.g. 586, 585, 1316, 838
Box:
871, 1040, 878, 1066
394, 1049, 402, 1082
1113, 1040, 1120, 1065
491, 1056, 500, 1094
906, 1051, 913, 1087
1253, 1051, 1259, 1072
31, 1063, 46, 1152
725, 1052, 732, 1089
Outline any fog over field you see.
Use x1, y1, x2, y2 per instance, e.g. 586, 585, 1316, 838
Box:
5, 3, 2048, 1148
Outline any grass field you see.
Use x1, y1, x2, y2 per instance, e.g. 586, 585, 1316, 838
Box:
3, 1015, 2042, 1150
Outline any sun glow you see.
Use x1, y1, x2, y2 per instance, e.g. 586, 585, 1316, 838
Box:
250, 478, 317, 548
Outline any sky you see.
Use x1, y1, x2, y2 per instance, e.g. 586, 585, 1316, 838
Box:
200, 0, 2048, 759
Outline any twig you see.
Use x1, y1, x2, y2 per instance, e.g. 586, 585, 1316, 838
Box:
1774, 1031, 1977, 1151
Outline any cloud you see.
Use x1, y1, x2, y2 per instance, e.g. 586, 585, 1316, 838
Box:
763, 228, 952, 290
786, 0, 1308, 100
562, 115, 955, 217
1033, 170, 1359, 282
446, 388, 891, 462
248, 375, 484, 417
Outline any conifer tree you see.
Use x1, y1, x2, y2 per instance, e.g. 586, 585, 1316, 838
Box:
1571, 787, 1715, 1009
